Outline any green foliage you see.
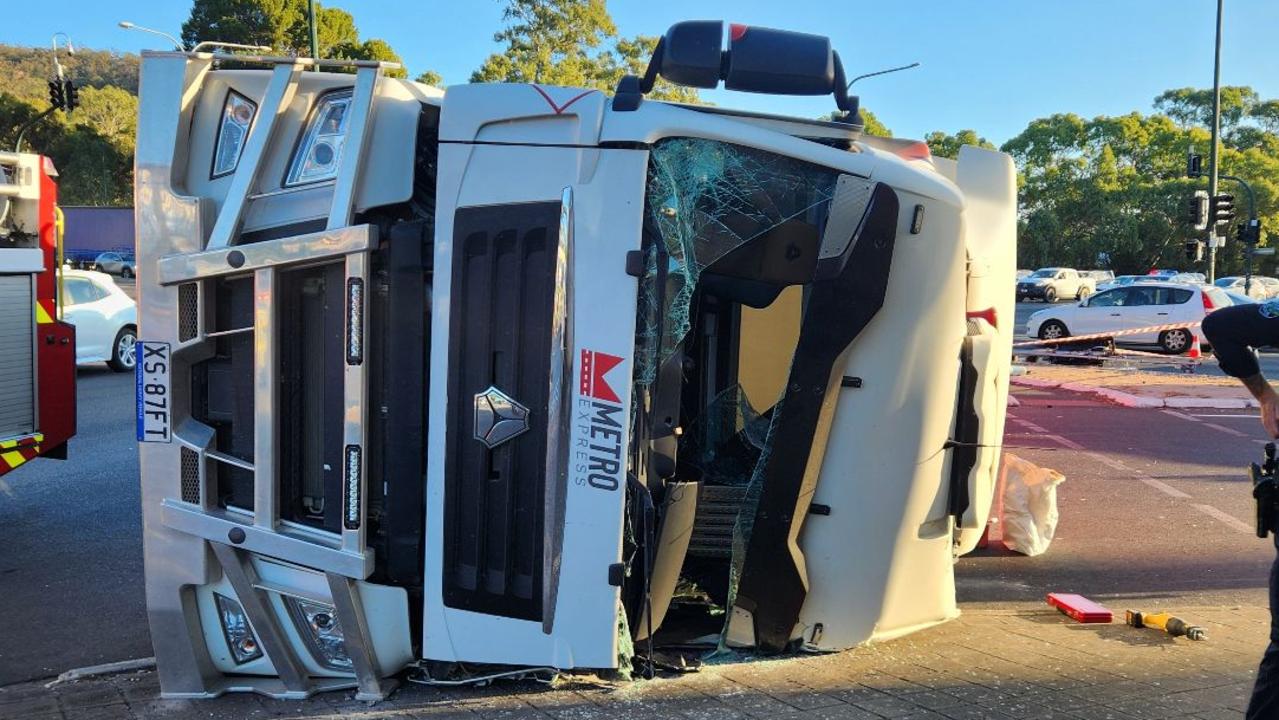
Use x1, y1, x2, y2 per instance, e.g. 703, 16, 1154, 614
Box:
415, 70, 444, 87
472, 0, 700, 103
0, 45, 138, 205
181, 0, 304, 52
923, 129, 994, 160
860, 109, 891, 137
182, 0, 405, 77
1004, 89, 1279, 275
331, 38, 407, 78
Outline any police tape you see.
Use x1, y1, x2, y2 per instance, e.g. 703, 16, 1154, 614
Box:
1013, 321, 1202, 348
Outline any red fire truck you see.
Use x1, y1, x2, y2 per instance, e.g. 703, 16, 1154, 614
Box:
0, 151, 76, 479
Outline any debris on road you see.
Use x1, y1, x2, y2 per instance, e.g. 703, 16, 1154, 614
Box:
1000, 453, 1064, 556
1047, 593, 1113, 623
1125, 609, 1207, 640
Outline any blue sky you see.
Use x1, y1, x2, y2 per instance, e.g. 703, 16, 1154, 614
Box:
4, 0, 1278, 144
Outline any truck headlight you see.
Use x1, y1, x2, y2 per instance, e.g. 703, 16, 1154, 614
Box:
285, 89, 353, 187
214, 593, 263, 664
212, 91, 257, 178
284, 597, 352, 670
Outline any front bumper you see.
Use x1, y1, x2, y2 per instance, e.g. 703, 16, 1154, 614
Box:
1017, 284, 1049, 299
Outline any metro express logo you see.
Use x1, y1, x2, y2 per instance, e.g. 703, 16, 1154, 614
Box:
575, 350, 625, 492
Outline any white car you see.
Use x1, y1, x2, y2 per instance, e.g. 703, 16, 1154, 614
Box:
1026, 281, 1229, 353
1214, 276, 1269, 300
59, 269, 137, 371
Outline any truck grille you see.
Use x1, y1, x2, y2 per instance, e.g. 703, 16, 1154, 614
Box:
442, 201, 561, 621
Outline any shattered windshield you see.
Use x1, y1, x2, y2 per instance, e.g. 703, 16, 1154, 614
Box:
635, 137, 840, 388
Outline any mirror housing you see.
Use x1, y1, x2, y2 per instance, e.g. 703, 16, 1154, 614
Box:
724, 25, 834, 96
616, 20, 858, 115
658, 20, 723, 88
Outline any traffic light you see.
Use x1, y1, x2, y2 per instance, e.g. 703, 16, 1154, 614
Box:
1185, 239, 1204, 262
63, 79, 79, 112
1186, 152, 1203, 178
47, 78, 65, 110
1211, 193, 1236, 225
1240, 218, 1263, 245
1187, 190, 1209, 231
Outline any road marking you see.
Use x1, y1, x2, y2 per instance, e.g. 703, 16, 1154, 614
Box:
1006, 410, 1260, 532
1192, 413, 1259, 418
1191, 504, 1254, 534
1009, 414, 1189, 497
1202, 422, 1250, 438
1163, 409, 1254, 437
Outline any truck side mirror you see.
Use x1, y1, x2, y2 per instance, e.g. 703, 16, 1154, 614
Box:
657, 20, 723, 89
615, 20, 858, 116
724, 25, 835, 96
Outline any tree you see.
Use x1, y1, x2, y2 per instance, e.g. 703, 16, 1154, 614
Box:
182, 0, 407, 75
860, 109, 891, 137
332, 38, 407, 78
415, 70, 443, 87
1154, 86, 1259, 132
472, 0, 615, 86
72, 86, 137, 150
1002, 87, 1279, 275
923, 129, 994, 159
182, 0, 304, 52
471, 0, 700, 103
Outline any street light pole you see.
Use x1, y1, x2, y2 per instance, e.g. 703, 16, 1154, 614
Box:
308, 0, 320, 59
1207, 0, 1224, 283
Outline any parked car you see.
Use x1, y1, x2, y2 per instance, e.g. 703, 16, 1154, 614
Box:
1214, 276, 1268, 300
1224, 290, 1257, 306
1147, 269, 1178, 277
63, 249, 101, 269
1016, 269, 1032, 279
59, 269, 137, 371
1096, 274, 1166, 292
1083, 270, 1115, 283
91, 251, 136, 278
1169, 272, 1207, 285
1025, 281, 1229, 353
1016, 267, 1096, 302
1257, 276, 1279, 299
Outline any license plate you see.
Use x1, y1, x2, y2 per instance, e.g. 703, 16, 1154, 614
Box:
136, 341, 172, 443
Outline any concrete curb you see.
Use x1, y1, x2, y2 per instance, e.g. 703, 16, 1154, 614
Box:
1010, 376, 1258, 409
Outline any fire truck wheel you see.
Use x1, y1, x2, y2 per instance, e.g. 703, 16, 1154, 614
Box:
109, 326, 137, 372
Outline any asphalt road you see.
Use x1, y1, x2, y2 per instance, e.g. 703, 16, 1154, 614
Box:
0, 365, 146, 685
1, 328, 1276, 687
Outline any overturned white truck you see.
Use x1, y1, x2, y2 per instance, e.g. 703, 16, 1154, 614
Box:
134, 20, 1016, 699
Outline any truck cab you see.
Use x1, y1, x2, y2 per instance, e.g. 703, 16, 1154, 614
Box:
0, 151, 76, 479
134, 21, 1015, 699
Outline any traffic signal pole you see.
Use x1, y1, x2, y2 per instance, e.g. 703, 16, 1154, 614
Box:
1207, 0, 1224, 283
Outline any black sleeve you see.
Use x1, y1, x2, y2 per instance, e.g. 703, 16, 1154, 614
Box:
1201, 303, 1279, 378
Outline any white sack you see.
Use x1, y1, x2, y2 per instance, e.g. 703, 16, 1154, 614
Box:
999, 453, 1064, 556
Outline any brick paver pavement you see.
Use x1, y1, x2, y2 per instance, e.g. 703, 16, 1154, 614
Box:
1, 604, 1267, 720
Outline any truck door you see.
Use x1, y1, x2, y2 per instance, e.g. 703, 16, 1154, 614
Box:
422, 86, 645, 669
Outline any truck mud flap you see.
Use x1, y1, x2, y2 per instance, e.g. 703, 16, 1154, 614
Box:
731, 182, 899, 652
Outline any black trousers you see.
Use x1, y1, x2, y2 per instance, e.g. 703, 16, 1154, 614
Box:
1247, 532, 1279, 718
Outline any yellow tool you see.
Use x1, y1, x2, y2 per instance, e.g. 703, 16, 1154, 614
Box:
1125, 610, 1206, 641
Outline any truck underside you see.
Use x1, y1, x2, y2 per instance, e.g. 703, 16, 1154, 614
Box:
135, 22, 1016, 699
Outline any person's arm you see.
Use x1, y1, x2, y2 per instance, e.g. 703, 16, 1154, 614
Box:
1241, 373, 1279, 438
